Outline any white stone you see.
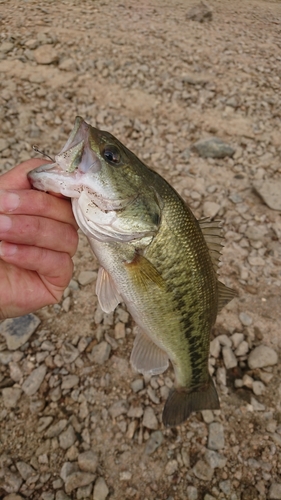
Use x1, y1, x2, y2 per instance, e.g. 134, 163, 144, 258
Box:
248, 345, 278, 369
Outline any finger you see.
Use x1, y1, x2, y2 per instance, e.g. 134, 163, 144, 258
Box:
0, 214, 78, 257
0, 189, 78, 230
0, 159, 52, 190
0, 241, 74, 288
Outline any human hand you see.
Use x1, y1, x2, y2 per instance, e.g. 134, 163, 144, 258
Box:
0, 159, 78, 319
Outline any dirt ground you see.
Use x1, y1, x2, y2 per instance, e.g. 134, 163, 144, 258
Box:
0, 0, 281, 499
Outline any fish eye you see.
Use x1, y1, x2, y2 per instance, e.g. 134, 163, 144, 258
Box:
102, 145, 121, 166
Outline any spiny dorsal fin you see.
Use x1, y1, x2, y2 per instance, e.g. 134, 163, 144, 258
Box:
217, 281, 237, 312
199, 218, 224, 272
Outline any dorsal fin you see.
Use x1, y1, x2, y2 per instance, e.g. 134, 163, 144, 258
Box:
199, 218, 224, 272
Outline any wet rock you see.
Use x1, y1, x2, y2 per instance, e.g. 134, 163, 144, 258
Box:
186, 1, 212, 22
208, 422, 225, 450
248, 345, 278, 369
144, 431, 163, 455
254, 180, 281, 211
2, 387, 22, 409
0, 314, 40, 350
143, 407, 158, 430
78, 451, 98, 474
192, 459, 214, 481
93, 477, 109, 500
192, 137, 235, 158
33, 45, 59, 64
22, 364, 47, 396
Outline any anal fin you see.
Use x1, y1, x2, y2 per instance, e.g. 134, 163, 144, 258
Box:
130, 330, 169, 376
217, 280, 237, 312
162, 376, 220, 427
96, 267, 122, 313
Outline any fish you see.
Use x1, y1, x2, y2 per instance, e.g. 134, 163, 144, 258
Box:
28, 116, 237, 427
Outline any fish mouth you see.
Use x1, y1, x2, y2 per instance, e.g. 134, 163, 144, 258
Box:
28, 116, 135, 211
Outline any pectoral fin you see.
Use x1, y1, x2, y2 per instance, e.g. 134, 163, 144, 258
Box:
96, 267, 122, 313
130, 330, 169, 376
125, 253, 165, 291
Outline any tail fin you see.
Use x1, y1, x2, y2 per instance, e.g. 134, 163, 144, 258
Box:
162, 376, 220, 427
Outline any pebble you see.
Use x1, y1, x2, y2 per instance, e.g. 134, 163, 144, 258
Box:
90, 341, 111, 365
16, 461, 35, 480
248, 345, 278, 369
130, 378, 144, 392
65, 472, 96, 494
45, 419, 68, 438
77, 271, 97, 286
93, 477, 109, 500
186, 1, 212, 22
22, 365, 47, 396
186, 486, 198, 500
144, 430, 163, 455
254, 180, 281, 211
231, 333, 244, 349
205, 449, 227, 469
165, 459, 178, 475
0, 314, 40, 350
33, 45, 59, 65
222, 346, 237, 369
78, 451, 98, 473
235, 340, 249, 357
203, 201, 220, 218
2, 387, 22, 409
208, 422, 225, 450
268, 483, 281, 499
252, 380, 265, 396
239, 312, 253, 326
192, 459, 214, 481
108, 400, 129, 418
60, 342, 80, 364
142, 407, 158, 430
61, 375, 79, 390
192, 137, 235, 158
59, 425, 76, 450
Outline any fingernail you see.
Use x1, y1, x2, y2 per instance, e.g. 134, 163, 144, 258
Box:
0, 214, 12, 232
0, 191, 20, 212
0, 241, 17, 256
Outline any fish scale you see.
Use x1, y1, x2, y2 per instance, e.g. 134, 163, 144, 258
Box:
28, 116, 236, 427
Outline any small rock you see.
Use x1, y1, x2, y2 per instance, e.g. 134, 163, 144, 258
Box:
0, 314, 40, 350
250, 396, 265, 411
130, 379, 144, 392
22, 365, 47, 396
59, 425, 76, 450
145, 431, 163, 455
90, 342, 111, 365
165, 459, 178, 475
114, 322, 126, 339
109, 400, 129, 419
0, 469, 22, 493
222, 346, 237, 369
186, 1, 212, 22
235, 340, 249, 357
56, 491, 71, 500
203, 201, 220, 218
192, 459, 214, 481
93, 477, 109, 500
45, 419, 68, 438
37, 416, 53, 433
127, 405, 143, 418
208, 422, 225, 450
59, 58, 78, 72
2, 387, 22, 409
205, 449, 227, 469
252, 381, 265, 396
209, 338, 220, 358
78, 271, 97, 286
78, 451, 98, 474
239, 312, 253, 326
231, 333, 244, 349
60, 342, 80, 364
16, 461, 35, 480
216, 367, 226, 386
61, 375, 79, 390
0, 42, 14, 53
77, 484, 93, 499
192, 137, 235, 158
65, 472, 95, 494
143, 407, 158, 430
201, 410, 214, 424
248, 345, 278, 369
186, 486, 198, 500
269, 483, 281, 500
254, 180, 281, 211
33, 45, 59, 65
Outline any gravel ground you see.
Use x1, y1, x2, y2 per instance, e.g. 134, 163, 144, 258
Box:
1, 1, 281, 499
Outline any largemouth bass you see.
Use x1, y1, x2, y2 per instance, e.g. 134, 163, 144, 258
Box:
28, 116, 236, 427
